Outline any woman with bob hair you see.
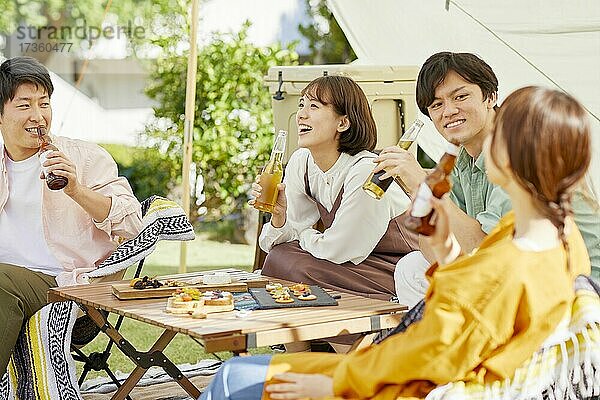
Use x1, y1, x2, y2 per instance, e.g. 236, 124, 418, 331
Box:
204, 86, 593, 399
251, 75, 417, 301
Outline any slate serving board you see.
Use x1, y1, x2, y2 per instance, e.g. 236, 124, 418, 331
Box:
249, 285, 338, 309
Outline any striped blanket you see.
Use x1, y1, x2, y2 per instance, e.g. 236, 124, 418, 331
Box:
0, 302, 79, 400
0, 196, 194, 400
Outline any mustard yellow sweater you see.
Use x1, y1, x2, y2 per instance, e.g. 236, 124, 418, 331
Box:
264, 212, 591, 400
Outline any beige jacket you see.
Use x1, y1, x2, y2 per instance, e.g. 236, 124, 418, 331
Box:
0, 135, 142, 286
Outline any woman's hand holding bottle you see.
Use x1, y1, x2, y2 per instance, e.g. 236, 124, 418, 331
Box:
425, 195, 462, 265
249, 176, 288, 228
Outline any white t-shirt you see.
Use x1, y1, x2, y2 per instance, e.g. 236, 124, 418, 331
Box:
259, 148, 410, 265
0, 154, 62, 276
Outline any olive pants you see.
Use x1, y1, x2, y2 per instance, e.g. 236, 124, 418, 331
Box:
0, 263, 57, 377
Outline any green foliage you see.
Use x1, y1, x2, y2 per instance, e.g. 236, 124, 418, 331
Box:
0, 0, 159, 33
298, 0, 356, 64
100, 143, 137, 167
0, 0, 174, 56
119, 149, 177, 202
101, 143, 176, 202
145, 22, 298, 218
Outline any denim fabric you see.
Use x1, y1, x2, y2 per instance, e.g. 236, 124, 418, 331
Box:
199, 355, 272, 400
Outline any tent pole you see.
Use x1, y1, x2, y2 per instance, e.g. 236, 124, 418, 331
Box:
180, 0, 200, 274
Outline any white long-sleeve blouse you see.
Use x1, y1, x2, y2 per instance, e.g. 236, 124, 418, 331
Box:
259, 148, 410, 265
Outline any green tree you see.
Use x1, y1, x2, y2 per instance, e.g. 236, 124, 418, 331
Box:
0, 0, 178, 60
298, 0, 356, 64
100, 143, 177, 202
145, 22, 298, 220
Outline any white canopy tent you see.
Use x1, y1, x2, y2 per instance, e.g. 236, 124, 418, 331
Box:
49, 72, 153, 146
327, 0, 600, 194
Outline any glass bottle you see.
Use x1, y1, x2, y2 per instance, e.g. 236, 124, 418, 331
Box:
37, 127, 68, 190
404, 141, 460, 236
363, 119, 424, 199
254, 130, 287, 213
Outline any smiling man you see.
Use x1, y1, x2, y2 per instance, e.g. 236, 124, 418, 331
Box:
375, 52, 600, 306
414, 52, 505, 253
0, 56, 142, 376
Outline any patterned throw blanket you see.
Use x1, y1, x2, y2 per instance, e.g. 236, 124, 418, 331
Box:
0, 196, 194, 400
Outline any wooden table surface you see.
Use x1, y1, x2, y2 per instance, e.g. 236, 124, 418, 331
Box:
49, 269, 406, 353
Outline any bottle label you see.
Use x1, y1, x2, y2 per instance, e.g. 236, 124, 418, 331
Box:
446, 142, 460, 156
410, 183, 433, 217
38, 150, 52, 175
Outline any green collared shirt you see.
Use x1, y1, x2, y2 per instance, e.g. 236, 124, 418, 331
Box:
450, 148, 512, 235
571, 190, 600, 280
450, 147, 600, 278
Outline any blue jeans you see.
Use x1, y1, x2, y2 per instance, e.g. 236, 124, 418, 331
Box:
199, 355, 272, 400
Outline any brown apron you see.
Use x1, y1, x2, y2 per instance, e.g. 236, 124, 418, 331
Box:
262, 157, 419, 300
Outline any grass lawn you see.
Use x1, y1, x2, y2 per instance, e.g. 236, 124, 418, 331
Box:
76, 234, 269, 382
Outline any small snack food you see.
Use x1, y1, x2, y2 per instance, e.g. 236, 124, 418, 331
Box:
270, 287, 290, 300
289, 283, 310, 294
203, 291, 234, 306
297, 293, 317, 301
275, 292, 294, 304
130, 275, 163, 289
203, 290, 235, 313
191, 310, 207, 319
166, 288, 234, 315
266, 282, 283, 291
165, 288, 204, 314
163, 279, 189, 287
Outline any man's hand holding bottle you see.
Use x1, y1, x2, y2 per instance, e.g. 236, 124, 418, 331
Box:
363, 119, 424, 198
372, 146, 427, 196
39, 148, 80, 195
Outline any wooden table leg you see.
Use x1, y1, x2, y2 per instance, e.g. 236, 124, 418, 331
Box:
112, 330, 175, 400
82, 306, 202, 400
348, 332, 377, 352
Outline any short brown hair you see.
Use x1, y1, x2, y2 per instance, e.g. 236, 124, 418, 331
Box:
301, 75, 377, 155
416, 52, 498, 118
0, 56, 53, 115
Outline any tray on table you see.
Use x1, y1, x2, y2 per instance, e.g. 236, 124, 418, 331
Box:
249, 285, 338, 309
111, 271, 269, 300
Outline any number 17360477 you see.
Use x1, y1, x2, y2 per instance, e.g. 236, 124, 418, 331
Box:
19, 42, 73, 52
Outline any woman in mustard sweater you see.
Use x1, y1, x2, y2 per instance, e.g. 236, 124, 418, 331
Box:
199, 86, 593, 400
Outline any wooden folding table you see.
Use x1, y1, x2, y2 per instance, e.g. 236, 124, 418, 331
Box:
48, 269, 406, 399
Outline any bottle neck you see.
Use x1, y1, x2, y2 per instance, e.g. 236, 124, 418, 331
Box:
270, 150, 283, 163
265, 151, 283, 172
39, 141, 56, 153
397, 121, 424, 144
438, 142, 459, 174
38, 131, 52, 147
438, 153, 457, 174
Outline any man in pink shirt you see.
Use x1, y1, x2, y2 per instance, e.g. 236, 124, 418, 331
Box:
0, 56, 142, 376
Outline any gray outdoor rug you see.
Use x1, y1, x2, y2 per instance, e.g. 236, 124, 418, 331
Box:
80, 360, 221, 399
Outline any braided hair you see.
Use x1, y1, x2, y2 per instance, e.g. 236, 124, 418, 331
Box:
491, 87, 591, 270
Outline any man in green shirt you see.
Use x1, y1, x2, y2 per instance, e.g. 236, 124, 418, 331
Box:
374, 52, 600, 305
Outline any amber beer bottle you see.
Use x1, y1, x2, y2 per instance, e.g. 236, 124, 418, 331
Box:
363, 119, 424, 199
254, 130, 287, 213
404, 141, 460, 236
37, 127, 68, 190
